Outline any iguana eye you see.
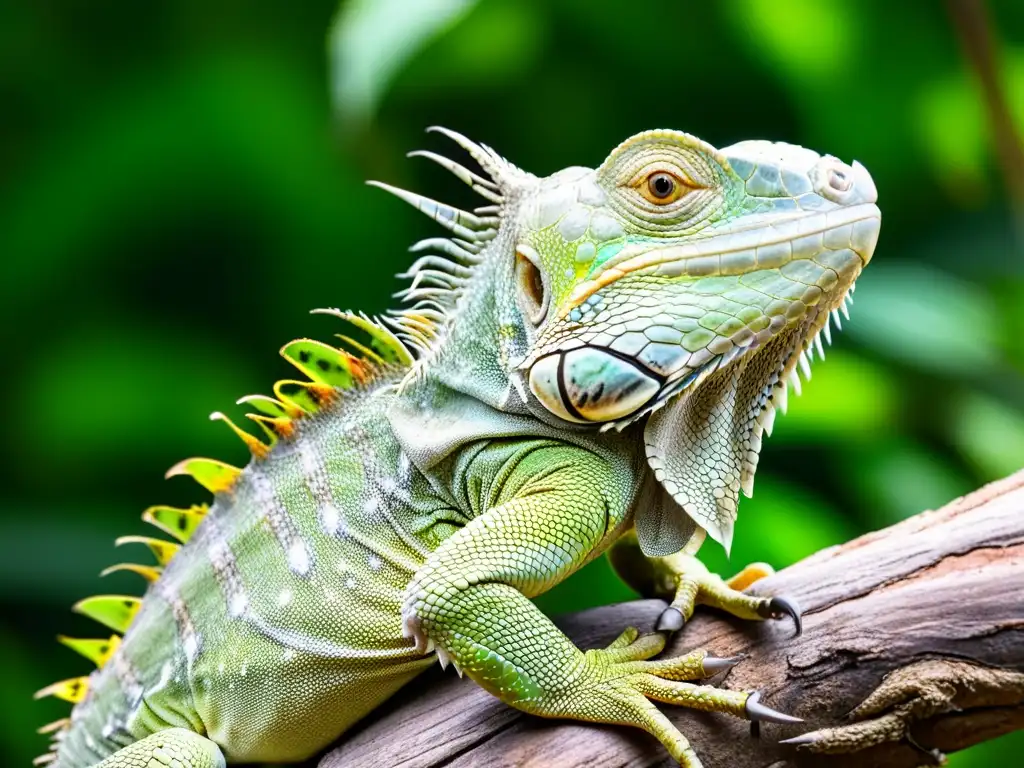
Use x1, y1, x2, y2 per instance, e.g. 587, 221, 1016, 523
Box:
637, 171, 689, 205
649, 173, 675, 198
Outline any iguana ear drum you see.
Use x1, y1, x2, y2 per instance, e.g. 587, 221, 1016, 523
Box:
529, 348, 661, 423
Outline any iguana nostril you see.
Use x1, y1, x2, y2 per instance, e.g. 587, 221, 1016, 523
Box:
810, 156, 865, 202
828, 169, 852, 193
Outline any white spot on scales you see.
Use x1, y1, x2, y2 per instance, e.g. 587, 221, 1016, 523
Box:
183, 634, 200, 662
253, 469, 314, 577
298, 440, 342, 536
229, 593, 248, 618
154, 661, 174, 694
397, 451, 412, 480
287, 540, 311, 576
320, 503, 341, 536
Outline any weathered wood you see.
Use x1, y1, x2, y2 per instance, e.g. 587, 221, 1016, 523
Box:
320, 471, 1024, 767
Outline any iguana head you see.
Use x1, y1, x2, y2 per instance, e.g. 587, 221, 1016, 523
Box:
511, 129, 879, 552
375, 128, 880, 555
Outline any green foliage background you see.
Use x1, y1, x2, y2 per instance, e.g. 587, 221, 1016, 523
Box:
3, 0, 1023, 764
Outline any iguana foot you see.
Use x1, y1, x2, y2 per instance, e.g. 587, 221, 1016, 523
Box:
656, 556, 801, 637
779, 659, 1024, 761
608, 532, 802, 638
526, 628, 800, 768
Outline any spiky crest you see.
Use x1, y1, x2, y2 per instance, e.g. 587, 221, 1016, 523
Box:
57, 635, 121, 668
42, 308, 420, 721
114, 536, 180, 566
34, 678, 89, 704
73, 596, 142, 634
368, 127, 533, 385
99, 562, 162, 582
142, 504, 207, 543
36, 720, 70, 736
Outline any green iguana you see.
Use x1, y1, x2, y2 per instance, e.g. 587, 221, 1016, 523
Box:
35, 127, 880, 768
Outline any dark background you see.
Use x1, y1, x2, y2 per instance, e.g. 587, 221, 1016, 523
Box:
4, 1, 1023, 764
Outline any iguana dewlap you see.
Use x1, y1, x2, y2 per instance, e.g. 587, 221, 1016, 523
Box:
36, 128, 880, 768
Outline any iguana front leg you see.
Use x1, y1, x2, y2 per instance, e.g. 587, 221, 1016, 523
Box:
91, 728, 224, 768
403, 446, 796, 767
608, 529, 802, 635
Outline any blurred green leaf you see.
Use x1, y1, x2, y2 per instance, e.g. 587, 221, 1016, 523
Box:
0, 53, 386, 317
723, 0, 859, 88
701, 476, 858, 576
915, 49, 1024, 203
914, 68, 992, 201
394, 0, 545, 94
847, 439, 973, 528
950, 392, 1024, 481
948, 731, 1024, 768
771, 350, 901, 441
846, 262, 1000, 375
17, 322, 253, 470
329, 0, 477, 126
0, 630, 53, 766
993, 280, 1024, 367
0, 510, 122, 602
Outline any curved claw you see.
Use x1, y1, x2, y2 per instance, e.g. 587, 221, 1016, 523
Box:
655, 606, 685, 633
701, 655, 744, 675
745, 691, 803, 725
759, 595, 803, 637
779, 732, 818, 746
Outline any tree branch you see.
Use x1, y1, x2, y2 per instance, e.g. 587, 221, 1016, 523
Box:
320, 471, 1024, 768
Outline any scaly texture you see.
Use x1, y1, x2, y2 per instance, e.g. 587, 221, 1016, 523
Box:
36, 127, 880, 768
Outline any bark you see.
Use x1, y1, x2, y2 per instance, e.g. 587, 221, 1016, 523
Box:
320, 471, 1024, 768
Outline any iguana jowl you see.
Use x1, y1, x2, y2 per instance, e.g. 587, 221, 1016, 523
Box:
37, 128, 880, 768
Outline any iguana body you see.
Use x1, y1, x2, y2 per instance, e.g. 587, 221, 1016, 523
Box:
37, 128, 880, 768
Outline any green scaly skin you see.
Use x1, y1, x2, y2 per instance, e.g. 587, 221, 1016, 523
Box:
41, 127, 880, 768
